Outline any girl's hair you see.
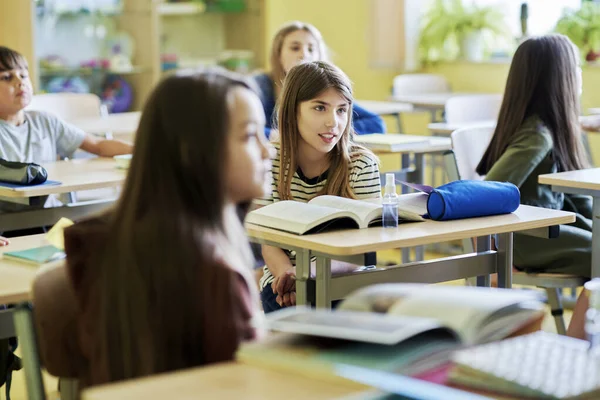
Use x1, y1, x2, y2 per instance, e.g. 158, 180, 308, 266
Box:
0, 46, 28, 72
95, 69, 256, 381
477, 34, 589, 175
276, 61, 376, 200
269, 21, 328, 89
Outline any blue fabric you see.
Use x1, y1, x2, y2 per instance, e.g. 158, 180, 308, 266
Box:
427, 180, 520, 221
252, 73, 386, 139
0, 180, 61, 188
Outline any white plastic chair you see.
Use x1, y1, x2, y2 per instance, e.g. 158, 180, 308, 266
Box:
27, 93, 106, 121
445, 94, 502, 125
392, 73, 451, 96
448, 126, 586, 335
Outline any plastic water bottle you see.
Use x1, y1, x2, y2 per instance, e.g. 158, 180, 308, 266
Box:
585, 279, 600, 350
382, 173, 399, 228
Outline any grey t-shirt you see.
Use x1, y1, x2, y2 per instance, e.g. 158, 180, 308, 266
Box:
0, 110, 86, 163
0, 111, 87, 214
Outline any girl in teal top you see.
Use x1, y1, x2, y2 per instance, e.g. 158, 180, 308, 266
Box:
477, 34, 592, 278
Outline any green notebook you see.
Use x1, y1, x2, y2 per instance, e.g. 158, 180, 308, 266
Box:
3, 245, 66, 265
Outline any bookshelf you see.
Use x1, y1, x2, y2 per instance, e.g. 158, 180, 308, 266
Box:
1, 0, 265, 112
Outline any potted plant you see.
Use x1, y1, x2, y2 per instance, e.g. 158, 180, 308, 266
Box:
418, 0, 509, 64
555, 2, 600, 62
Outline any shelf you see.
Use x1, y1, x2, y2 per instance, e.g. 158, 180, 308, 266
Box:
39, 65, 150, 77
157, 2, 206, 16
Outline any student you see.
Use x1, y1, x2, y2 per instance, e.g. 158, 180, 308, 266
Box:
0, 46, 132, 238
257, 61, 382, 312
254, 21, 385, 139
477, 34, 592, 278
36, 69, 271, 387
0, 46, 132, 165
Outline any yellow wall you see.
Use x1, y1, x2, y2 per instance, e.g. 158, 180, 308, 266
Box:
264, 0, 399, 101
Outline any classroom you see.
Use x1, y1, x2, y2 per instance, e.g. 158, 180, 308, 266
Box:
1, 0, 600, 399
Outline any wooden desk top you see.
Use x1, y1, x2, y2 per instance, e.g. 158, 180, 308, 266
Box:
82, 362, 364, 400
538, 168, 600, 192
356, 100, 413, 115
247, 205, 575, 256
428, 120, 496, 135
0, 234, 59, 304
68, 112, 140, 135
0, 158, 127, 198
355, 134, 451, 154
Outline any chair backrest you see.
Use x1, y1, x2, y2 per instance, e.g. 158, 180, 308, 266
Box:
392, 73, 450, 96
27, 93, 103, 120
445, 94, 502, 124
450, 126, 495, 180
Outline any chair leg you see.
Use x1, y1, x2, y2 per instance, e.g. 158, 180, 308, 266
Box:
546, 288, 567, 335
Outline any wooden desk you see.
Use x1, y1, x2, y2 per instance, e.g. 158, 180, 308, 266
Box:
0, 234, 54, 304
356, 99, 413, 133
539, 168, 600, 277
82, 363, 365, 400
428, 120, 496, 136
0, 158, 124, 232
0, 158, 126, 199
68, 112, 140, 136
0, 234, 61, 400
389, 92, 486, 110
247, 205, 574, 308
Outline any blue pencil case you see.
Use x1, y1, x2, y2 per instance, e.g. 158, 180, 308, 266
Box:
427, 180, 520, 221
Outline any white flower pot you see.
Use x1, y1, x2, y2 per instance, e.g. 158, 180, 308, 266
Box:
461, 31, 484, 62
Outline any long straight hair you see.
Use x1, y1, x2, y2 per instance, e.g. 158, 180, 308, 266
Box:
276, 61, 377, 200
93, 69, 256, 381
477, 34, 589, 175
269, 21, 328, 92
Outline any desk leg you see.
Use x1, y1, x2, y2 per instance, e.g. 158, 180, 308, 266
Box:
395, 113, 404, 133
295, 249, 311, 306
496, 233, 513, 289
413, 153, 425, 262
400, 153, 412, 263
593, 196, 600, 278
476, 236, 492, 287
315, 257, 332, 309
14, 303, 45, 400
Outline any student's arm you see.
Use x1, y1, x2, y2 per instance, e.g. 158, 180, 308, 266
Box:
0, 236, 8, 246
79, 134, 133, 157
352, 103, 386, 134
484, 129, 553, 187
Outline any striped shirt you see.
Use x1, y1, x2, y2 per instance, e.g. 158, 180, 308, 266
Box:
257, 143, 381, 290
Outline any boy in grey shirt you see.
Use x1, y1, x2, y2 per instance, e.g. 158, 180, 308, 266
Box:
0, 46, 133, 243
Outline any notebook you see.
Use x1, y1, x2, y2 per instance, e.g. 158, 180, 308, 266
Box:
0, 180, 61, 189
3, 245, 66, 266
449, 331, 600, 399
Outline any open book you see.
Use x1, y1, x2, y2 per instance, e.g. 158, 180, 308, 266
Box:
246, 194, 427, 235
238, 284, 544, 386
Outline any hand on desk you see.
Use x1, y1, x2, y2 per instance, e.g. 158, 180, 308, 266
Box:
0, 236, 8, 246
272, 267, 296, 307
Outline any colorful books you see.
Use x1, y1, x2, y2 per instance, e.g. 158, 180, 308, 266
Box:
3, 245, 66, 266
238, 284, 545, 386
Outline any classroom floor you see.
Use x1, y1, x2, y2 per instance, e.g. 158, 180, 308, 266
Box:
6, 247, 575, 400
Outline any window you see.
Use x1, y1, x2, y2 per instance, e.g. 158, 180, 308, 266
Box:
469, 0, 582, 37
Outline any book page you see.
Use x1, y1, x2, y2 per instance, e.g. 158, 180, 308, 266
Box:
396, 193, 428, 216
386, 287, 541, 345
245, 200, 357, 234
266, 307, 450, 346
309, 196, 381, 227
